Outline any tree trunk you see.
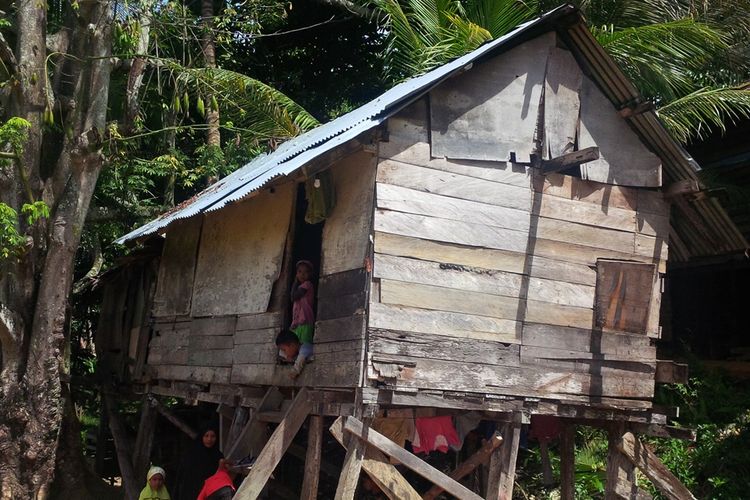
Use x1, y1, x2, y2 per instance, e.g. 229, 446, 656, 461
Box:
0, 0, 114, 497
201, 0, 221, 184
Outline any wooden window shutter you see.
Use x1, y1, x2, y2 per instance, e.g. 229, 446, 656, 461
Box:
595, 260, 656, 334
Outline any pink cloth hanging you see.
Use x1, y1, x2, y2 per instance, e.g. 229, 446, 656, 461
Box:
412, 416, 460, 454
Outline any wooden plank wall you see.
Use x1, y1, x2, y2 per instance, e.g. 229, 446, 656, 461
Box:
146, 151, 376, 390
367, 96, 670, 409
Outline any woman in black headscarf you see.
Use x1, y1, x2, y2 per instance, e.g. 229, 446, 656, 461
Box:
173, 426, 224, 500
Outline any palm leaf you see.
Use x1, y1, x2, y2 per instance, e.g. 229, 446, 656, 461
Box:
593, 19, 728, 102
174, 66, 319, 141
657, 87, 750, 143
462, 0, 538, 39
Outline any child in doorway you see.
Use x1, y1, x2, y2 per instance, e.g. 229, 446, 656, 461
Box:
290, 259, 315, 344
276, 329, 313, 378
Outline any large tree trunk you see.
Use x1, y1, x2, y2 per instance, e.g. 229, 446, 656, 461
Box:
0, 0, 114, 497
201, 0, 221, 185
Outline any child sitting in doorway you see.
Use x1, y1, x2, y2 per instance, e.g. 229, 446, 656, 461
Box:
276, 329, 313, 379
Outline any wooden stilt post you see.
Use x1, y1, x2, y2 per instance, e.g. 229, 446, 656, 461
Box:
227, 387, 282, 461
330, 417, 421, 500
559, 422, 576, 500
486, 414, 522, 500
334, 425, 367, 500
234, 388, 312, 500
605, 424, 648, 500
423, 432, 503, 500
132, 395, 158, 481
300, 415, 323, 500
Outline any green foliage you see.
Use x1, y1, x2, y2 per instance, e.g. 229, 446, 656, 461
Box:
0, 117, 32, 160
658, 87, 750, 143
0, 204, 25, 259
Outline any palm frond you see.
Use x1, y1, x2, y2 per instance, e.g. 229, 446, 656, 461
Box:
593, 19, 729, 102
174, 66, 319, 141
657, 87, 750, 143
462, 0, 538, 39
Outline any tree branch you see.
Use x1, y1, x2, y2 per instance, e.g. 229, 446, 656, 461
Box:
0, 31, 18, 75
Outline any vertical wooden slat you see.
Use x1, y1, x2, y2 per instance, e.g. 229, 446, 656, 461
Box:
486, 416, 522, 500
559, 422, 576, 500
300, 415, 323, 500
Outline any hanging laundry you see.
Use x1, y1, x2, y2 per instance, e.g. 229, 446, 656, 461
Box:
413, 416, 460, 454
451, 412, 483, 451
373, 416, 415, 449
304, 170, 336, 224
529, 415, 562, 442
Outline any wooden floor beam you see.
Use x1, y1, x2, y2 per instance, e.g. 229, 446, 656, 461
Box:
234, 388, 312, 500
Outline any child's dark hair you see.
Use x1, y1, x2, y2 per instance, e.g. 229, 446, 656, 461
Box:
275, 330, 300, 346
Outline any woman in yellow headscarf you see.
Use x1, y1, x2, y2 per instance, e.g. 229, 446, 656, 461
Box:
139, 466, 171, 500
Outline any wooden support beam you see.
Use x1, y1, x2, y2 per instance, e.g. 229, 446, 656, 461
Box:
605, 425, 653, 500
539, 441, 554, 486
330, 417, 421, 500
226, 387, 282, 461
655, 361, 689, 384
486, 415, 522, 500
132, 396, 159, 481
152, 397, 198, 440
617, 431, 697, 500
335, 426, 368, 500
234, 388, 312, 500
423, 432, 503, 500
618, 101, 654, 118
664, 179, 701, 199
339, 416, 483, 500
559, 422, 576, 500
628, 423, 695, 441
300, 415, 324, 500
539, 147, 599, 174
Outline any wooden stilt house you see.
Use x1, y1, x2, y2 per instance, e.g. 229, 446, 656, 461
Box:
100, 5, 748, 499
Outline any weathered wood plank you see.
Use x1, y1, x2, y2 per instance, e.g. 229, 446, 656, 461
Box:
538, 193, 637, 234
534, 237, 666, 274
187, 348, 233, 367
579, 76, 661, 187
377, 182, 531, 232
374, 254, 524, 298
340, 416, 484, 500
655, 361, 688, 384
368, 353, 654, 400
334, 423, 368, 500
236, 312, 281, 331
430, 32, 554, 164
149, 331, 189, 348
374, 231, 527, 274
234, 327, 277, 346
189, 335, 233, 350
317, 291, 367, 321
154, 365, 230, 384
524, 300, 594, 329
369, 302, 521, 342
544, 47, 582, 159
379, 280, 523, 322
527, 277, 595, 309
235, 388, 312, 500
377, 160, 531, 211
321, 150, 377, 275
368, 329, 520, 366
318, 268, 368, 298
388, 156, 531, 187
153, 216, 202, 317
190, 316, 237, 336
193, 182, 294, 316
534, 217, 636, 255
606, 425, 643, 500
375, 209, 529, 253
595, 260, 656, 335
521, 345, 656, 363
522, 323, 654, 358
231, 361, 363, 388
534, 172, 638, 211
147, 346, 189, 365
233, 343, 276, 365
520, 354, 656, 380
315, 314, 366, 343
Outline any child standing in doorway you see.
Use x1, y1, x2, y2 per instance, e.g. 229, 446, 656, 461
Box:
286, 260, 315, 375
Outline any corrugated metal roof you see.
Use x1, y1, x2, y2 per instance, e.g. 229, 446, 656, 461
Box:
116, 5, 573, 244
117, 4, 748, 260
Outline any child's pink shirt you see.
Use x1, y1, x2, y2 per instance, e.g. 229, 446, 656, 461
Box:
291, 280, 314, 328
